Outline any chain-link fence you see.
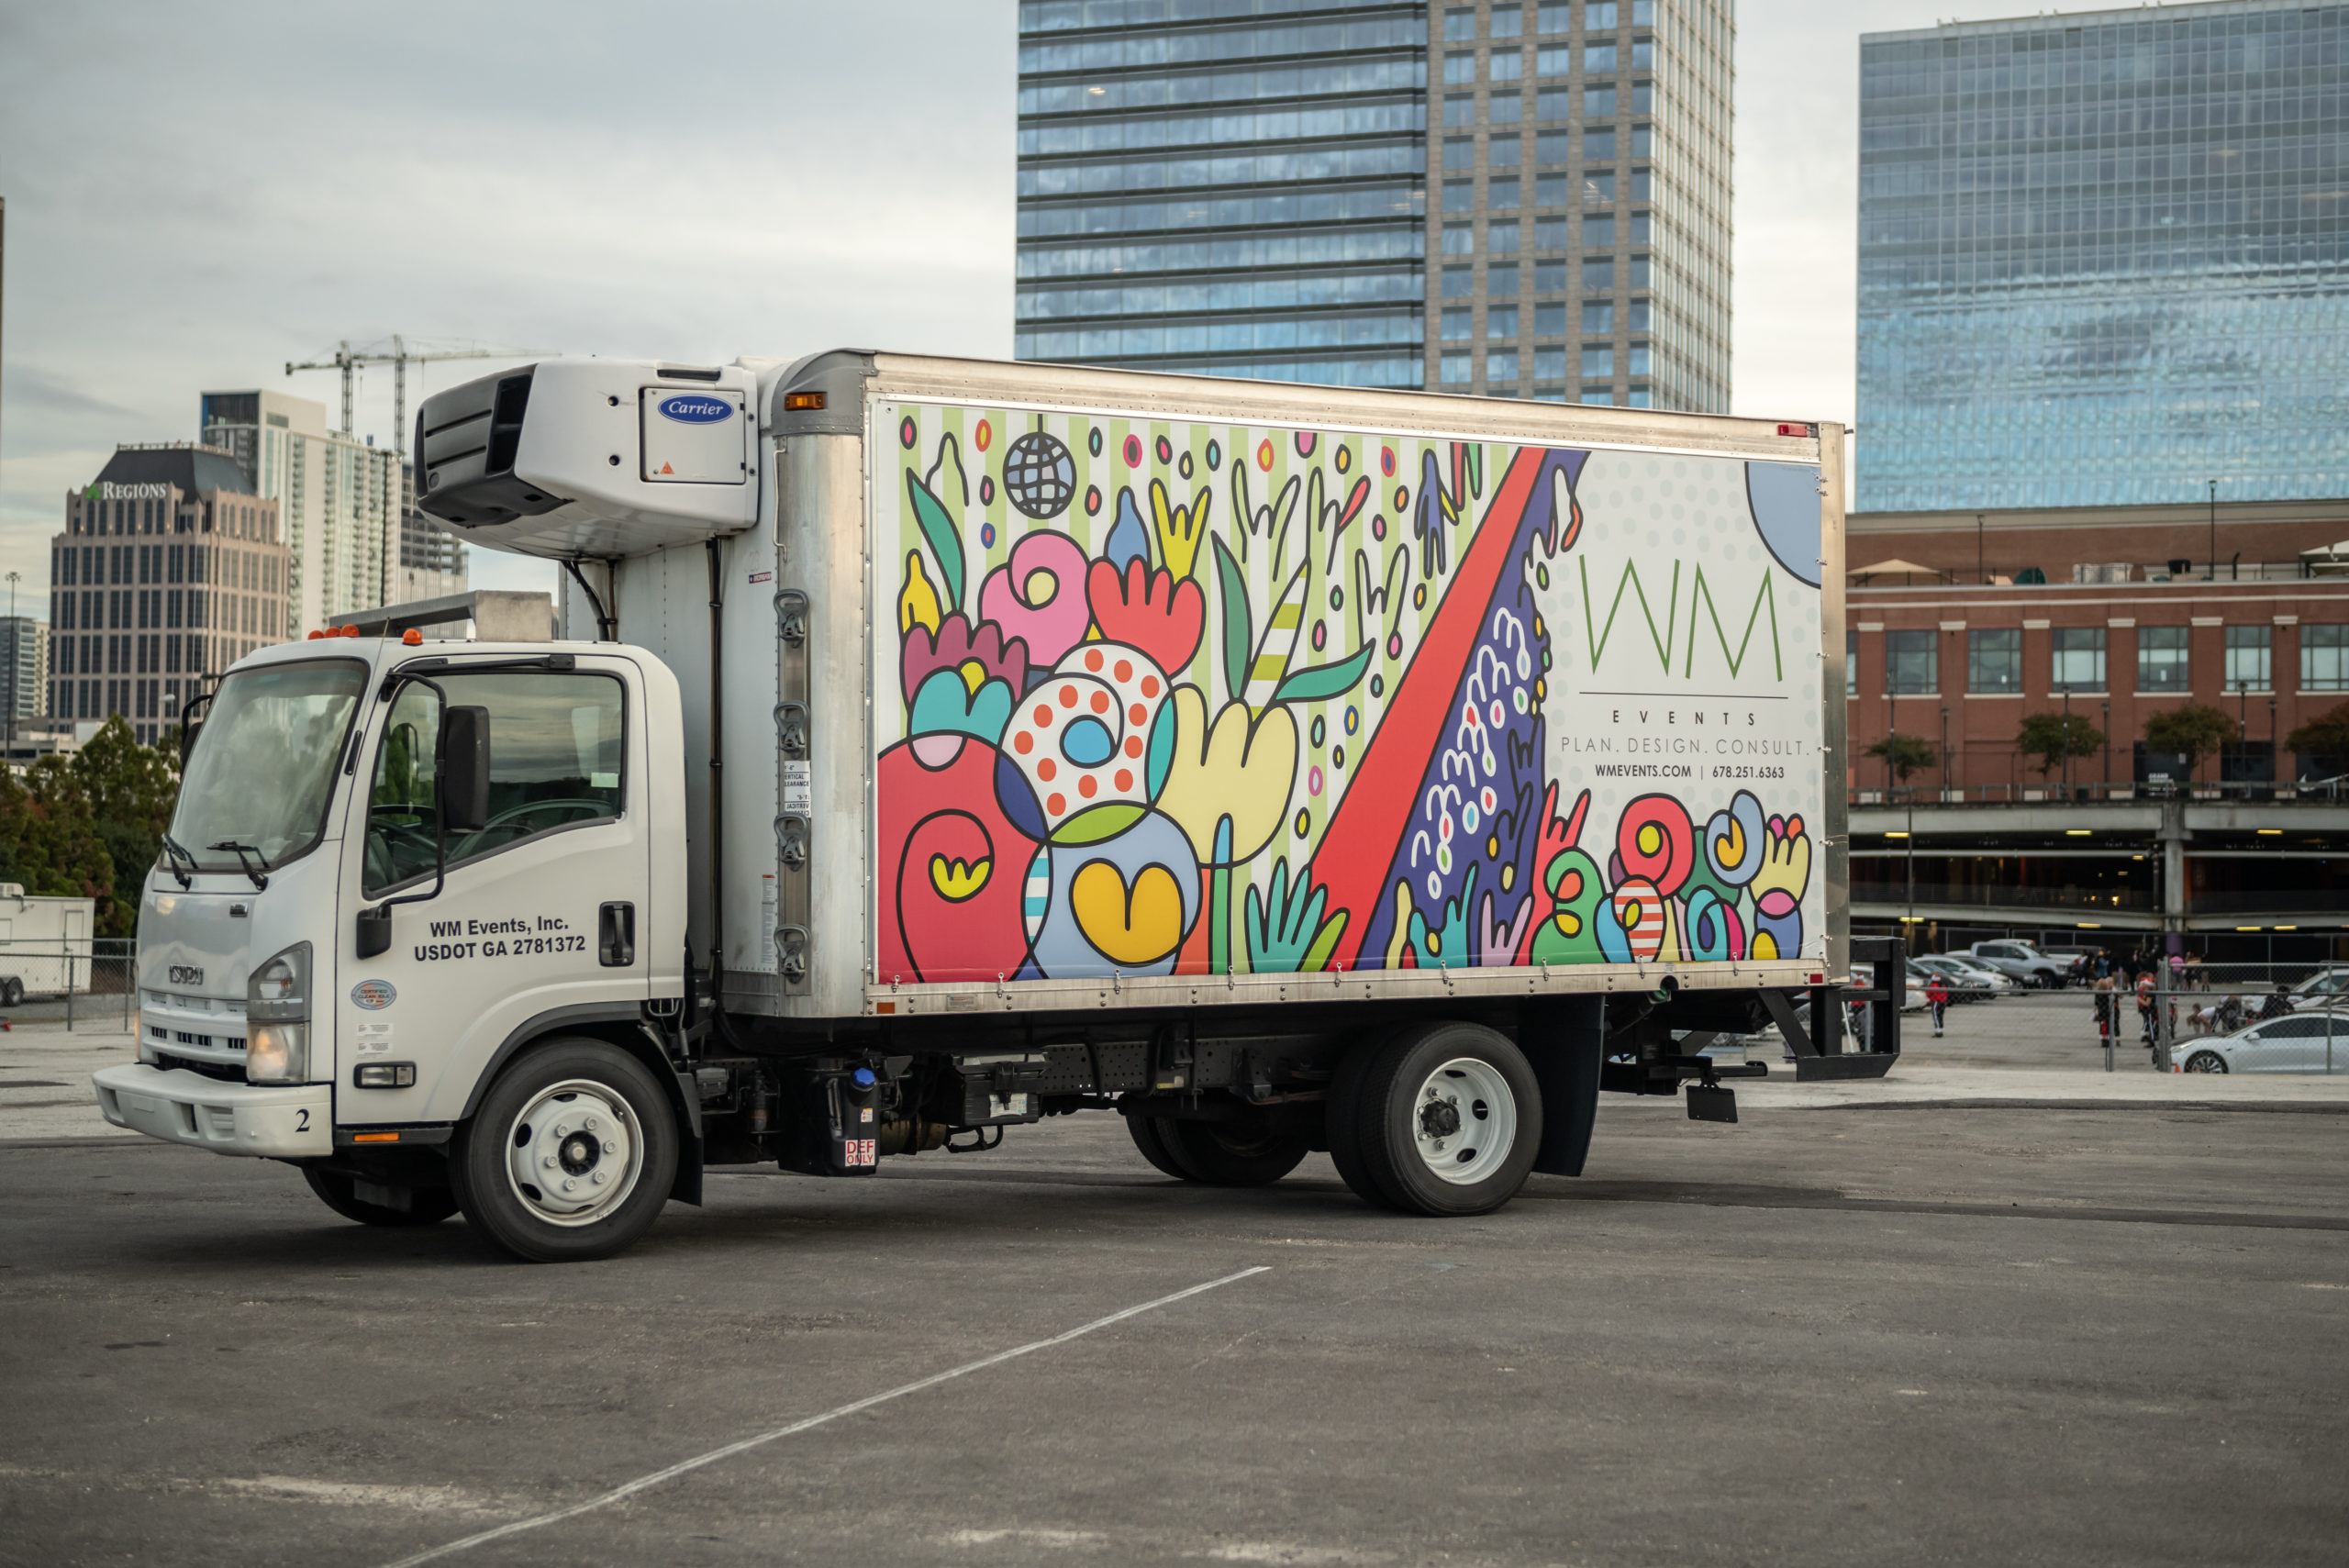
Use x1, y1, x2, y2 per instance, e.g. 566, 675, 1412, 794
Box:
0, 939, 137, 1029
2087, 960, 2349, 1075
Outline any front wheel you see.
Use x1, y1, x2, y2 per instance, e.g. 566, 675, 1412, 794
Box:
1329, 1022, 1542, 1217
1158, 1118, 1309, 1186
450, 1037, 679, 1262
0, 976, 22, 1007
303, 1169, 459, 1227
2184, 1051, 2229, 1074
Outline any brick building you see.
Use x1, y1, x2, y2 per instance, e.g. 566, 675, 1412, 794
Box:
52, 445, 292, 744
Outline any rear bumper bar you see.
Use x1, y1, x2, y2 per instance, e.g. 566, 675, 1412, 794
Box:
92, 1063, 331, 1158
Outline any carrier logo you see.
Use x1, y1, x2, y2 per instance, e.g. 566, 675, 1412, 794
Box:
655, 395, 733, 425
350, 979, 397, 1011
167, 964, 203, 986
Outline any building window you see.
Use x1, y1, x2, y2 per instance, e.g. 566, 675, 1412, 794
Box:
1539, 2, 1570, 30
1533, 303, 1565, 336
1580, 257, 1613, 291
1535, 348, 1567, 381
1443, 224, 1476, 255
1585, 43, 1617, 72
1625, 344, 1650, 377
1489, 177, 1520, 209
1967, 628, 2021, 693
1534, 173, 1569, 206
1587, 1, 1620, 25
1631, 39, 1653, 68
1579, 390, 1612, 406
1631, 124, 1652, 156
1445, 51, 1477, 84
1444, 137, 1475, 171
1581, 301, 1613, 334
1445, 95, 1476, 127
1537, 44, 1572, 76
1442, 309, 1473, 342
1846, 630, 1859, 696
1443, 180, 1475, 213
1442, 352, 1473, 385
1489, 91, 1521, 123
2051, 628, 2105, 693
1534, 260, 1567, 292
1585, 216, 1615, 248
1490, 52, 1522, 81
2137, 626, 2188, 692
1489, 220, 1520, 253
1631, 82, 1652, 113
1536, 130, 1569, 162
1534, 216, 1569, 249
1586, 84, 1617, 116
1627, 299, 1651, 331
1580, 345, 1614, 378
1487, 350, 1520, 382
1628, 255, 1651, 288
1491, 5, 1522, 37
1629, 169, 1652, 201
1487, 262, 1519, 296
2225, 625, 2271, 691
1625, 388, 1650, 408
1585, 130, 1618, 164
1442, 266, 1475, 298
1487, 306, 1519, 339
2302, 625, 2349, 692
1536, 88, 1571, 119
1488, 137, 1521, 167
1886, 629, 1937, 695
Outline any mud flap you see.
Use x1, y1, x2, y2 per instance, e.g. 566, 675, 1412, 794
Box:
1520, 994, 1604, 1177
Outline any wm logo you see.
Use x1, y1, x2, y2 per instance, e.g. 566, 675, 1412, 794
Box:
1577, 558, 1785, 682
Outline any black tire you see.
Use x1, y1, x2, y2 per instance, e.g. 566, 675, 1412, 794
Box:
1325, 1034, 1402, 1210
2185, 1051, 2229, 1074
1339, 1022, 1542, 1218
303, 1168, 459, 1226
1157, 1118, 1309, 1186
1125, 1113, 1195, 1181
1, 977, 22, 1007
449, 1037, 679, 1262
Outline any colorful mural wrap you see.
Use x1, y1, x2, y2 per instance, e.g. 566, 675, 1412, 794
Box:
873, 402, 1828, 987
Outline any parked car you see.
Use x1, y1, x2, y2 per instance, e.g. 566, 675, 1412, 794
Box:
1925, 954, 2023, 994
1915, 956, 2006, 1000
2176, 1011, 2349, 1074
1965, 940, 2076, 988
2285, 966, 2349, 1010
2033, 947, 2097, 984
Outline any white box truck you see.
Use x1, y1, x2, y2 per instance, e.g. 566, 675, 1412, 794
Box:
0, 884, 97, 1005
94, 353, 1896, 1261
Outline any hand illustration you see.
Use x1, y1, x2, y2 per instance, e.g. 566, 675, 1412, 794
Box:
1244, 857, 1347, 974
1751, 815, 1811, 905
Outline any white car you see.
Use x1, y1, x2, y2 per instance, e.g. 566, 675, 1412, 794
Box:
2176, 1012, 2349, 1074
2286, 967, 2349, 1010
1921, 955, 2021, 996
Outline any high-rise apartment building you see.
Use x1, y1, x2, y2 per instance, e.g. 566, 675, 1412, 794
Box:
51, 446, 292, 743
1013, 0, 1734, 413
1857, 1, 2349, 512
1429, 0, 1731, 407
197, 389, 403, 635
392, 461, 470, 606
0, 617, 46, 731
1015, 1, 1431, 388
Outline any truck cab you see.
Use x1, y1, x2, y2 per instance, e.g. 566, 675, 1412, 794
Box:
95, 633, 687, 1245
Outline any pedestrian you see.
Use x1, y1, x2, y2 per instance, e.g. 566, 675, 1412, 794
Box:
2137, 969, 2157, 1046
1926, 972, 1950, 1038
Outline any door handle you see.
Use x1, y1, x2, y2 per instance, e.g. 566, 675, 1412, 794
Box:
598, 902, 636, 967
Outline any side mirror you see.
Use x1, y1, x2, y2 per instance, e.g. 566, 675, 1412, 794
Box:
356, 903, 391, 960
441, 706, 492, 832
179, 722, 201, 770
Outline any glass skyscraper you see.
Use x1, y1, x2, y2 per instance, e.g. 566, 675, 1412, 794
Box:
1856, 1, 2349, 512
1014, 0, 1733, 410
1015, 1, 1431, 387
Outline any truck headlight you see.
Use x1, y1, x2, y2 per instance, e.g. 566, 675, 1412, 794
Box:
246, 942, 313, 1083
247, 1023, 310, 1084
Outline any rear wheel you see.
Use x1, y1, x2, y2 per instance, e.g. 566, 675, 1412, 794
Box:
0, 977, 23, 1007
1157, 1118, 1308, 1186
1124, 1113, 1193, 1180
2185, 1051, 2229, 1074
1333, 1022, 1542, 1218
450, 1037, 678, 1262
303, 1169, 458, 1227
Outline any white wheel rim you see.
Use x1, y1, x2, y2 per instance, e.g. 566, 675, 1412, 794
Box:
505, 1079, 643, 1227
1409, 1056, 1518, 1185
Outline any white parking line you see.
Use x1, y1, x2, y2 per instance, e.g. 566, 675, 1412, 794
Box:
378, 1264, 1273, 1568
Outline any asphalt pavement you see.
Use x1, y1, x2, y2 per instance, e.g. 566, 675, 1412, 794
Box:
3, 995, 2346, 1566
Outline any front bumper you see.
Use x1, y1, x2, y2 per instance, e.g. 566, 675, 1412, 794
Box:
92, 1063, 331, 1158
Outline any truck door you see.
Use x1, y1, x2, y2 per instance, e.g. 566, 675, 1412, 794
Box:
335, 661, 650, 1126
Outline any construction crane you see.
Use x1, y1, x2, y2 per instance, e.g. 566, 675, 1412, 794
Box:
284, 336, 553, 457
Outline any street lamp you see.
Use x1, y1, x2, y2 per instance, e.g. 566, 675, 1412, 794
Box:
1941, 704, 1951, 802
2101, 698, 2111, 793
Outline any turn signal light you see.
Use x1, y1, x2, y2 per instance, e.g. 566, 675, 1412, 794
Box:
784, 391, 827, 411
351, 1130, 402, 1142
307, 629, 326, 639
353, 1062, 417, 1089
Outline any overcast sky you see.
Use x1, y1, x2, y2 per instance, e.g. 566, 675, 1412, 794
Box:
0, 0, 1953, 608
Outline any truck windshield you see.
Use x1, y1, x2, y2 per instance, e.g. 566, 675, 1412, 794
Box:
170, 660, 367, 875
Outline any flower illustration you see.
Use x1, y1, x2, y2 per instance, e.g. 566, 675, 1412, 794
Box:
1154, 684, 1296, 867
1086, 557, 1205, 676
902, 613, 1030, 706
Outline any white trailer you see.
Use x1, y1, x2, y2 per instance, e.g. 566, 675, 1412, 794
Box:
0, 884, 97, 1004
95, 353, 1899, 1261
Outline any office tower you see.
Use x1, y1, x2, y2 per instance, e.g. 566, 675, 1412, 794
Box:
1431, 0, 1731, 407
1015, 1, 1432, 387
1014, 0, 1732, 410
0, 617, 41, 730
393, 461, 469, 606
197, 389, 402, 635
1857, 1, 2349, 512
51, 447, 292, 742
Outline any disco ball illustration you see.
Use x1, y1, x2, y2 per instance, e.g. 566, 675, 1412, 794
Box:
1002, 430, 1077, 520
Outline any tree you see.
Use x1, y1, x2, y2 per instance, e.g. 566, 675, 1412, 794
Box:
0, 757, 117, 917
1865, 732, 1938, 783
66, 717, 182, 936
2285, 701, 2349, 777
2017, 711, 2104, 779
2144, 704, 2238, 780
